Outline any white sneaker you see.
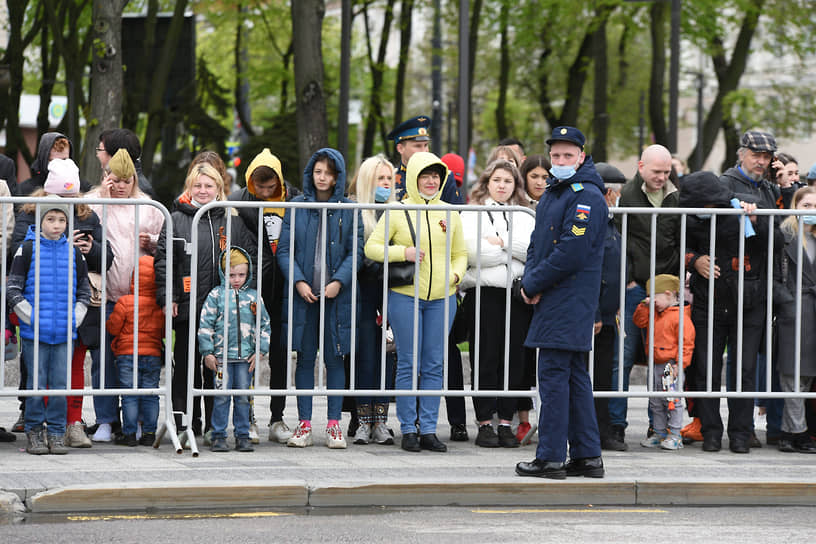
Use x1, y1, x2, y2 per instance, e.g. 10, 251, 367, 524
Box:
64, 422, 92, 448
269, 420, 294, 443
371, 422, 394, 445
661, 434, 683, 450
640, 434, 663, 448
326, 423, 347, 449
286, 422, 313, 448
353, 422, 371, 445
249, 423, 260, 444
92, 423, 112, 442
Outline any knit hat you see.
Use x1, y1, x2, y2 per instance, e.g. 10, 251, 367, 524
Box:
109, 148, 136, 180
38, 196, 70, 225
221, 248, 249, 272
44, 158, 80, 195
440, 153, 465, 186
646, 274, 681, 295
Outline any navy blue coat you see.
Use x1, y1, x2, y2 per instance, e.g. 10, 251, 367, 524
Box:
277, 148, 364, 357
522, 156, 608, 351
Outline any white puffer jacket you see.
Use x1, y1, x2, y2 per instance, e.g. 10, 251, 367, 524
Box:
460, 198, 535, 290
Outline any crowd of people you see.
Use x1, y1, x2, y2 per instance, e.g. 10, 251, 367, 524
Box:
1, 119, 815, 480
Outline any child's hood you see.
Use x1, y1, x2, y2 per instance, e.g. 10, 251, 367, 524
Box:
130, 255, 158, 297
218, 246, 253, 290
301, 148, 346, 202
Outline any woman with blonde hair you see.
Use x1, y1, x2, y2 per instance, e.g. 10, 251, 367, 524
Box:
154, 155, 255, 438
84, 149, 164, 442
346, 154, 396, 444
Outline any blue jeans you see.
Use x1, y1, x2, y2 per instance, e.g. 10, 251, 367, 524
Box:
295, 303, 345, 421
388, 292, 456, 435
22, 339, 68, 435
90, 301, 119, 425
211, 360, 252, 439
355, 279, 391, 405
609, 284, 645, 429
116, 355, 162, 435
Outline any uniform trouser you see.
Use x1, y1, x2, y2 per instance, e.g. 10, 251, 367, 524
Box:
535, 348, 601, 463
691, 304, 763, 443
780, 374, 815, 434
592, 325, 617, 440
468, 288, 532, 422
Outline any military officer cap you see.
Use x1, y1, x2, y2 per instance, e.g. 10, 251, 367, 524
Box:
740, 130, 777, 153
388, 115, 432, 144
546, 126, 585, 149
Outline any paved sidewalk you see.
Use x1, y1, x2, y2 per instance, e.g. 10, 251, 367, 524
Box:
1, 386, 815, 514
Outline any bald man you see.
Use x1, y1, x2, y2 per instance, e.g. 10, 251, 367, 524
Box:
607, 144, 681, 450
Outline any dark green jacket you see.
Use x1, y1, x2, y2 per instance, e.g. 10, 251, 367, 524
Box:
616, 172, 681, 286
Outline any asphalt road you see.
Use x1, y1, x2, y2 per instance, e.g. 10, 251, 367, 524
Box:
5, 505, 815, 543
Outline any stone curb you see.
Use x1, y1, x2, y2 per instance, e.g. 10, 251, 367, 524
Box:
12, 480, 816, 514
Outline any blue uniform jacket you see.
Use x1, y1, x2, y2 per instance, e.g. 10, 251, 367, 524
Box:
522, 156, 608, 351
277, 148, 364, 357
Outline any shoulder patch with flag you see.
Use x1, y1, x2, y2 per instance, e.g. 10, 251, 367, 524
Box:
575, 203, 591, 221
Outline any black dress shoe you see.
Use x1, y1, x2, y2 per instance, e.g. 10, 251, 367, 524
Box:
702, 435, 721, 452
401, 432, 421, 452
565, 456, 605, 478
515, 459, 566, 479
450, 423, 469, 442
729, 439, 749, 454
601, 435, 628, 451
749, 432, 762, 448
419, 433, 447, 452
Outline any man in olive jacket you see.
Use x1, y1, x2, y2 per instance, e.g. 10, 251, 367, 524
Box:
609, 144, 680, 448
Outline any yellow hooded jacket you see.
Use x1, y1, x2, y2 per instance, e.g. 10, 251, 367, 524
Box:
364, 151, 467, 300
244, 148, 286, 217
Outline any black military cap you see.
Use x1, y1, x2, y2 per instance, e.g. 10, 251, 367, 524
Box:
546, 126, 585, 148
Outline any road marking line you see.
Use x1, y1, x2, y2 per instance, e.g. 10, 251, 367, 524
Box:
67, 511, 293, 522
472, 508, 668, 514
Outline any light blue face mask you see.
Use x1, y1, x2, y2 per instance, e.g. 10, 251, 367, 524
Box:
550, 163, 577, 180
802, 215, 816, 225
375, 186, 391, 203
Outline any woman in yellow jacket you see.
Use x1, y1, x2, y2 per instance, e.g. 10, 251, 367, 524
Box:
365, 152, 467, 453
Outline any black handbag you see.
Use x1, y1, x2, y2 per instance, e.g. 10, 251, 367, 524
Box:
387, 209, 417, 287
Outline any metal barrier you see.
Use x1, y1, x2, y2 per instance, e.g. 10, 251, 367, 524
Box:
0, 196, 180, 452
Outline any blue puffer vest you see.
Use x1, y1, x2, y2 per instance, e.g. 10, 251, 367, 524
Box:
20, 225, 78, 344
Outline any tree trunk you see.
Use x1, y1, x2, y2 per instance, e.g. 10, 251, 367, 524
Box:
592, 12, 609, 162
687, 2, 762, 170
37, 22, 58, 142
466, 0, 483, 151
141, 0, 190, 177
123, 0, 158, 129
82, 0, 128, 186
362, 0, 395, 159
393, 0, 414, 137
234, 3, 255, 140
291, 0, 328, 172
648, 1, 667, 146
494, 1, 510, 140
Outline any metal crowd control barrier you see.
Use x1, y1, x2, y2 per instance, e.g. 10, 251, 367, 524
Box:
177, 201, 815, 456
0, 196, 179, 452
602, 206, 816, 400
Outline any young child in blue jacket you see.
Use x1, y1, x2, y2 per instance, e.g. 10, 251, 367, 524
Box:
7, 199, 91, 455
198, 247, 270, 453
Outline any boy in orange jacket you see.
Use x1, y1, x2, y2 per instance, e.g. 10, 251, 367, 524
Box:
107, 255, 165, 446
633, 274, 695, 450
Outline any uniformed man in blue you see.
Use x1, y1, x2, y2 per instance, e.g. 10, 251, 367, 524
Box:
515, 126, 607, 479
388, 116, 463, 204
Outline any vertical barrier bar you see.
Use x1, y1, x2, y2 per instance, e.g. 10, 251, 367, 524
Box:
617, 212, 628, 390
765, 213, 774, 392
254, 208, 264, 388
349, 206, 359, 390
0, 199, 7, 381
380, 207, 390, 391
735, 207, 746, 392
411, 208, 421, 391
474, 208, 483, 393
705, 214, 716, 392
442, 209, 451, 393
647, 213, 657, 392
318, 207, 327, 392
503, 209, 513, 391
286, 205, 296, 389
33, 203, 41, 391
677, 213, 687, 389
794, 215, 804, 390
132, 205, 141, 394
66, 205, 75, 392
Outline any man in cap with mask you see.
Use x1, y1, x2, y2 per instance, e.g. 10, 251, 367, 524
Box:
515, 126, 607, 479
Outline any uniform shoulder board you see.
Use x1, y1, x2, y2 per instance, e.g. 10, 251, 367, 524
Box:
571, 183, 584, 192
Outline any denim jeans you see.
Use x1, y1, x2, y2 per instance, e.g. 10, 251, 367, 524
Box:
295, 303, 345, 422
116, 354, 162, 435
90, 301, 120, 424
22, 339, 68, 434
609, 284, 645, 429
388, 292, 456, 435
211, 360, 252, 439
